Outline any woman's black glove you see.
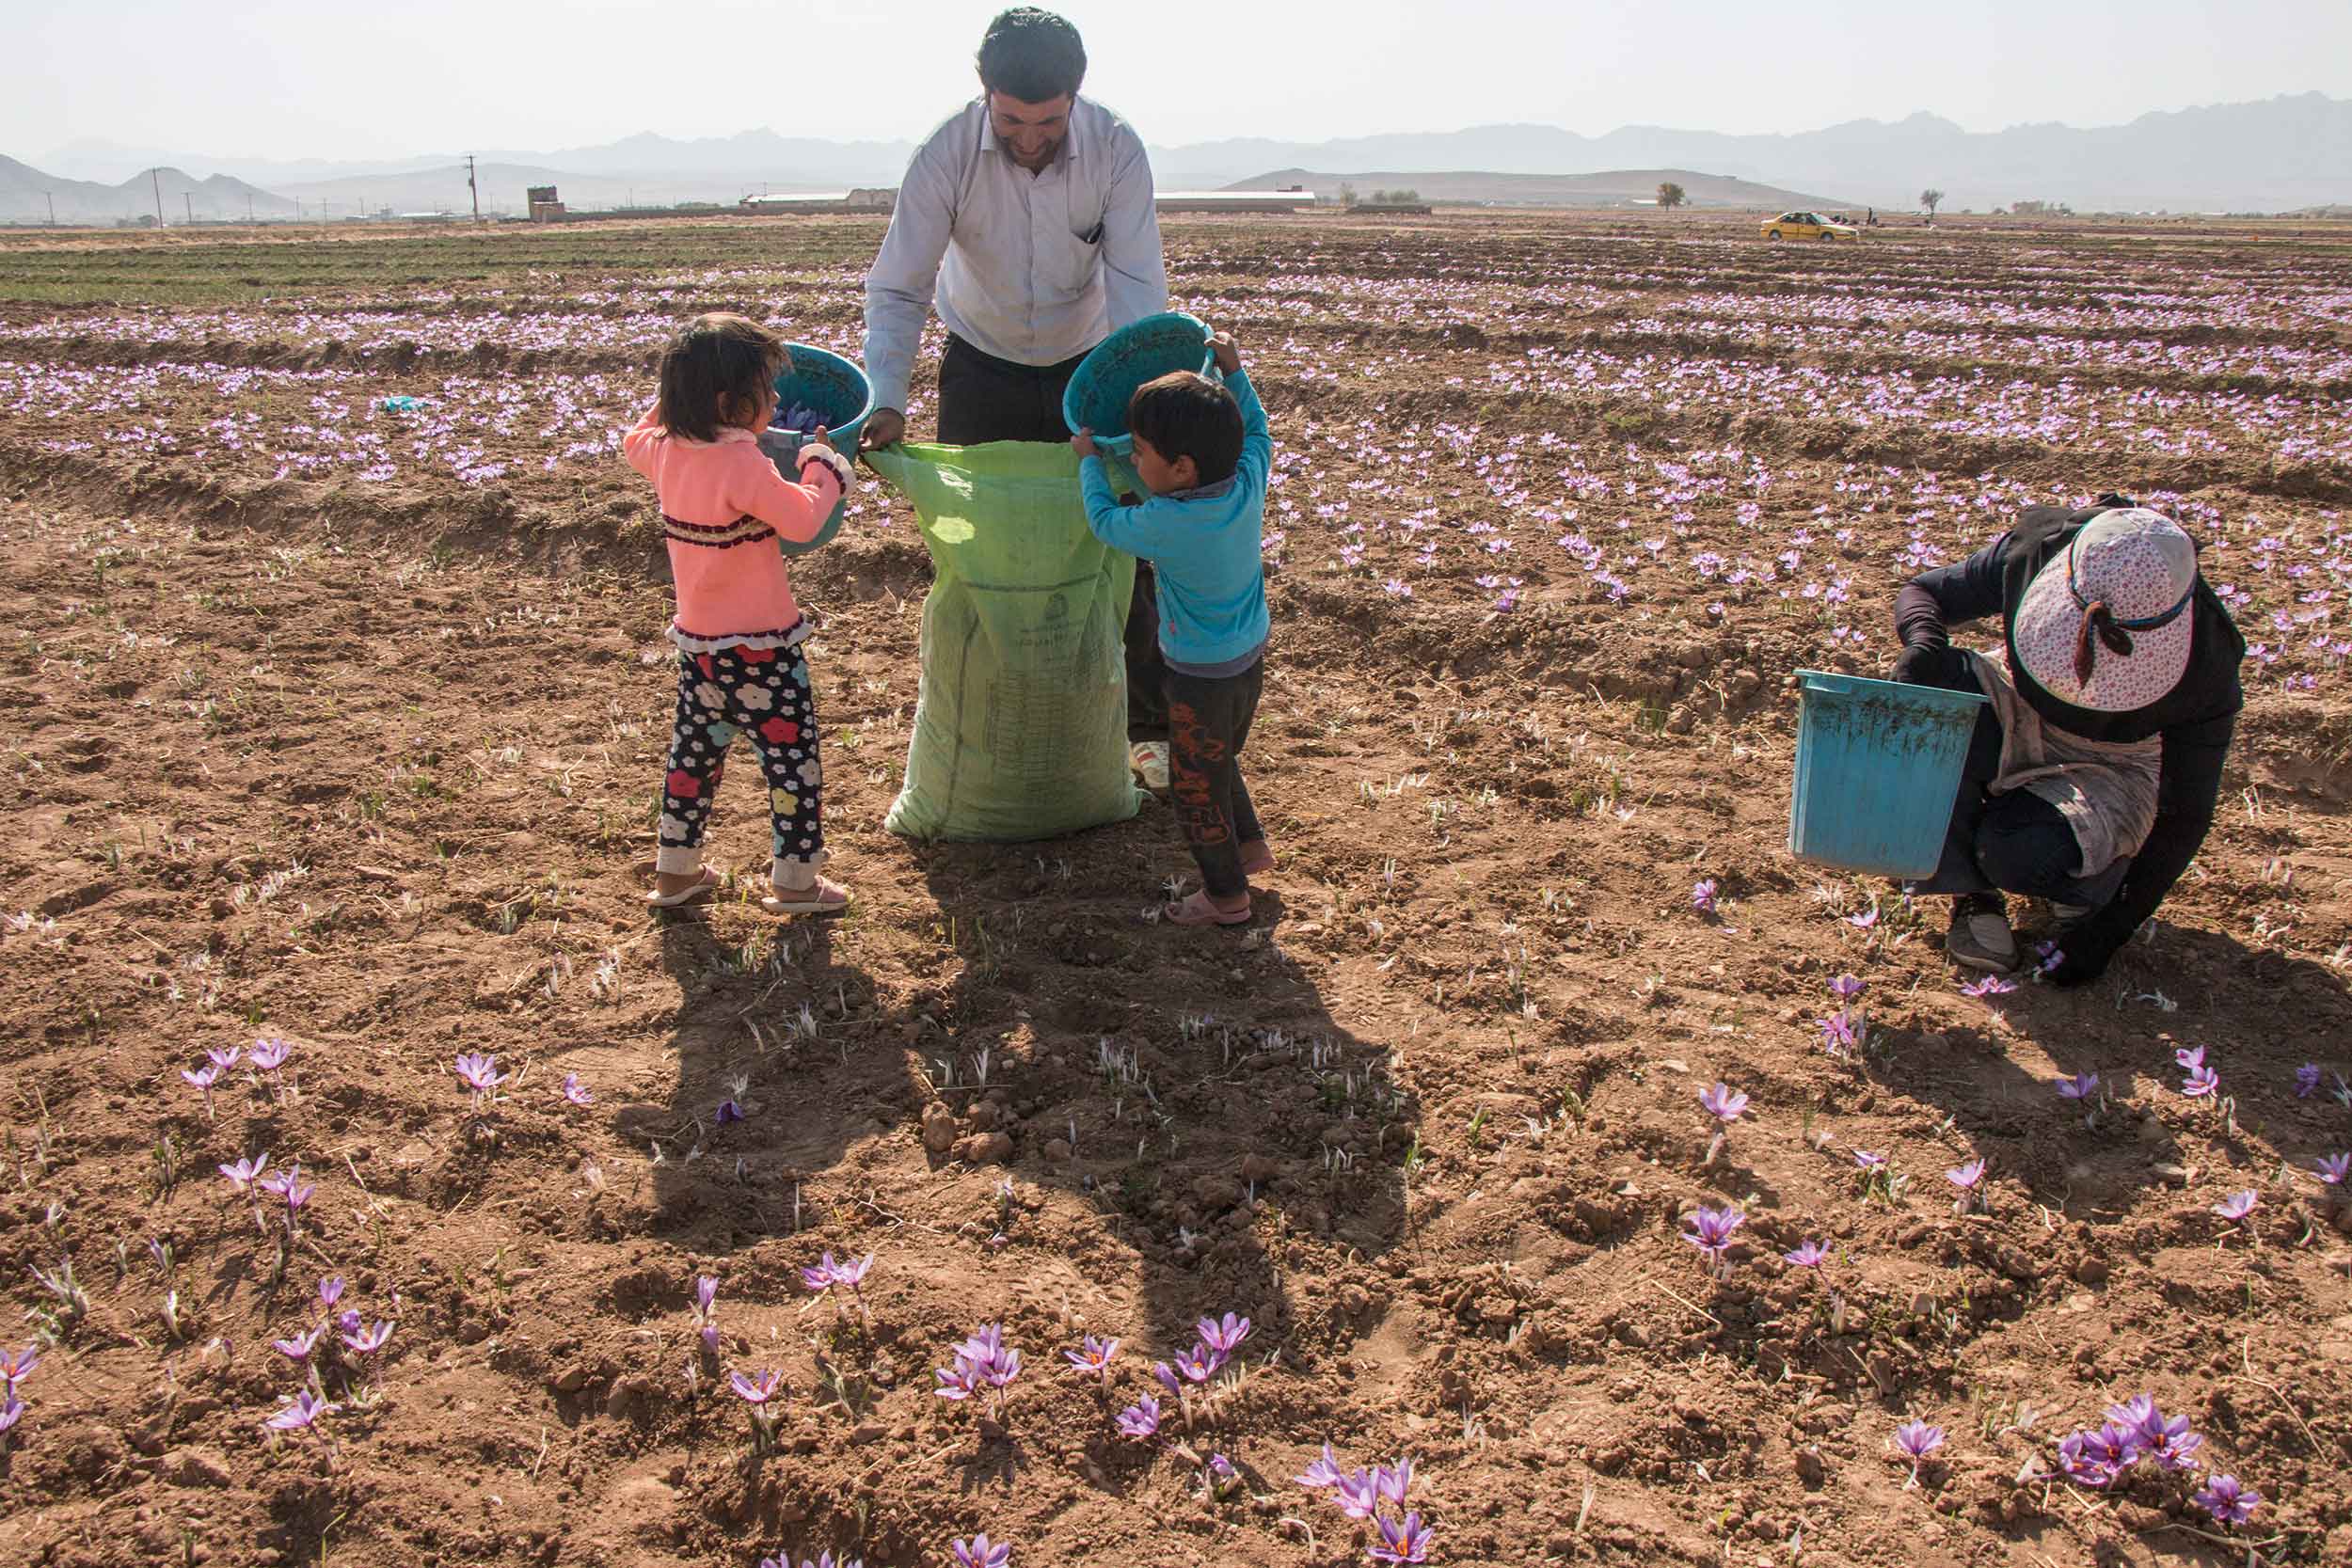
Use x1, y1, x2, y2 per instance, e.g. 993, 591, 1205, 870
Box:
1891, 641, 1968, 689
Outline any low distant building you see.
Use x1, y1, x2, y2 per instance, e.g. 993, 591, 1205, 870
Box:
1154, 191, 1313, 214
527, 184, 566, 222
737, 190, 898, 214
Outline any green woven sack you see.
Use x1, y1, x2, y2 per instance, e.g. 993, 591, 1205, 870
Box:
865, 441, 1144, 843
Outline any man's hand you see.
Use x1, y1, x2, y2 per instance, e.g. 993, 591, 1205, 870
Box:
859, 408, 906, 452
1207, 330, 1241, 376
1071, 427, 1099, 461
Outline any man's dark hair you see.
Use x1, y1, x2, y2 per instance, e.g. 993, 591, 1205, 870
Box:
1128, 371, 1243, 486
977, 8, 1086, 103
656, 312, 786, 443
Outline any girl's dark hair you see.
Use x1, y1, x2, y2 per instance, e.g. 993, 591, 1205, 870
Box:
657, 312, 786, 443
977, 8, 1086, 103
1128, 372, 1242, 486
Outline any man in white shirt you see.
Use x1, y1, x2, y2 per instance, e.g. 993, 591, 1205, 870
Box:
860, 7, 1175, 789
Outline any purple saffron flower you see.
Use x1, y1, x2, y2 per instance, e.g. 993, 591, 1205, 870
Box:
1947, 1159, 1987, 1191
318, 1275, 343, 1309
1784, 1240, 1829, 1269
182, 1064, 221, 1093
2212, 1190, 2258, 1221
1691, 879, 1719, 913
1828, 973, 1866, 1002
2192, 1474, 2260, 1526
954, 1323, 1021, 1387
1115, 1395, 1161, 1438
1893, 1421, 1947, 1461
2315, 1152, 2350, 1185
262, 1390, 336, 1433
1852, 1149, 1886, 1171
1295, 1443, 1343, 1488
828, 1254, 873, 1292
336, 1307, 360, 1337
1959, 974, 2018, 997
714, 1099, 745, 1124
2295, 1063, 2322, 1097
2057, 1072, 2100, 1101
1173, 1342, 1224, 1383
729, 1369, 784, 1406
1375, 1457, 1414, 1508
801, 1254, 846, 1292
693, 1275, 719, 1315
204, 1044, 243, 1071
453, 1052, 504, 1101
933, 1360, 979, 1402
1, 1344, 41, 1390
217, 1152, 269, 1193
1333, 1467, 1383, 1519
1195, 1313, 1252, 1355
1683, 1204, 1745, 1259
560, 1072, 592, 1106
271, 1326, 323, 1363
1064, 1335, 1120, 1376
1151, 1360, 1183, 1397
1819, 1012, 1859, 1053
2036, 942, 2066, 975
2174, 1045, 2207, 1071
0, 1397, 21, 1435
248, 1037, 292, 1072
1698, 1082, 1749, 1124
2151, 1421, 2204, 1473
2181, 1066, 2221, 1099
1369, 1513, 1434, 1565
949, 1534, 1010, 1568
342, 1321, 394, 1356
1845, 905, 1880, 930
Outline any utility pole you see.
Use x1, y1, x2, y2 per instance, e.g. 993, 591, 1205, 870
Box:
151, 167, 165, 228
466, 154, 481, 221
183, 192, 194, 226
45, 192, 56, 226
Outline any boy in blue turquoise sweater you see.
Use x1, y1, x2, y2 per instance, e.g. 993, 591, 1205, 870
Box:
1073, 332, 1272, 927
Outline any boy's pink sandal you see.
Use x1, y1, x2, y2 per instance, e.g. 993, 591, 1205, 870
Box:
1163, 890, 1251, 927
644, 867, 725, 909
762, 876, 852, 917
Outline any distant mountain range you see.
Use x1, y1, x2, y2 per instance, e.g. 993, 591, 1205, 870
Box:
0, 155, 293, 223
11, 92, 2349, 220
1231, 167, 1848, 210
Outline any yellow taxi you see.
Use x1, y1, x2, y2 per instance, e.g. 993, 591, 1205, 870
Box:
1762, 211, 1860, 242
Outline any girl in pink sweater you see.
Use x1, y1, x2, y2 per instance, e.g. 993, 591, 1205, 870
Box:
624, 313, 856, 914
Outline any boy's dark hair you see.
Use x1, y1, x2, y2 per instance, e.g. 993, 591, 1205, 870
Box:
657, 312, 786, 443
1128, 371, 1243, 486
977, 8, 1086, 103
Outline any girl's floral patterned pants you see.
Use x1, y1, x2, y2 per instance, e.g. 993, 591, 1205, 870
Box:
654, 643, 825, 886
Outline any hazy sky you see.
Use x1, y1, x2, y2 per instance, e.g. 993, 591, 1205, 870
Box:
8, 0, 2348, 161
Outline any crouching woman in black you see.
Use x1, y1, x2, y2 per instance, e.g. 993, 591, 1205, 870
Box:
1889, 498, 2245, 982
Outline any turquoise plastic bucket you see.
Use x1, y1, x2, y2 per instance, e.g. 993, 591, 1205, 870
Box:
1788, 670, 1989, 878
761, 343, 872, 555
1062, 311, 1219, 457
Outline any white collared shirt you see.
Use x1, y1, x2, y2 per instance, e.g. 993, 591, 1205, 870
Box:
862, 96, 1169, 414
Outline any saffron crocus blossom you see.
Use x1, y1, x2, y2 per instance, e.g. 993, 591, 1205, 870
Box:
1784, 1240, 1829, 1269
1196, 1313, 1251, 1356
1114, 1395, 1161, 1438
1691, 879, 1719, 913
2174, 1045, 2206, 1071
2295, 1063, 2321, 1097
950, 1534, 1010, 1568
933, 1360, 980, 1402
1369, 1513, 1435, 1565
1333, 1467, 1383, 1520
954, 1324, 1021, 1389
1819, 1012, 1858, 1054
0, 1397, 21, 1436
318, 1276, 343, 1309
204, 1044, 242, 1072
453, 1052, 504, 1107
218, 1152, 268, 1191
730, 1369, 784, 1406
2181, 1065, 2220, 1098
2058, 1072, 2099, 1101
1892, 1420, 1946, 1486
714, 1099, 746, 1124
1698, 1083, 1748, 1124
560, 1072, 592, 1107
262, 1390, 336, 1433
271, 1326, 323, 1363
1959, 974, 2018, 997
1173, 1342, 1225, 1383
2315, 1152, 2350, 1185
1852, 1149, 1886, 1171
0, 1344, 40, 1391
2212, 1191, 2258, 1222
2057, 1422, 2141, 1486
342, 1321, 394, 1356
1829, 973, 1866, 1003
1151, 1360, 1183, 1398
183, 1063, 221, 1116
1682, 1205, 1745, 1264
1845, 904, 1880, 930
2105, 1395, 2204, 1470
1295, 1443, 1344, 1489
2193, 1474, 2260, 1526
1375, 1458, 1414, 1509
1064, 1335, 1120, 1377
1947, 1159, 1986, 1193
248, 1037, 292, 1072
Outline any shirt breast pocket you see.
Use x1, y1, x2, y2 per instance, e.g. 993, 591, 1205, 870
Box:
1053, 222, 1102, 295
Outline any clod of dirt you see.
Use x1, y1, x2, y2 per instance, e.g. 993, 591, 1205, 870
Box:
955, 1131, 1013, 1164
920, 1101, 957, 1152
162, 1448, 232, 1488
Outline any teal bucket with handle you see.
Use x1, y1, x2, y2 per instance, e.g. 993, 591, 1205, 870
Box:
1788, 670, 1989, 878
759, 342, 873, 557
1062, 311, 1220, 458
